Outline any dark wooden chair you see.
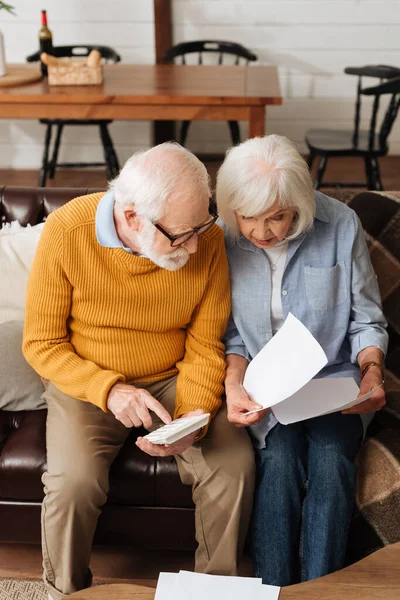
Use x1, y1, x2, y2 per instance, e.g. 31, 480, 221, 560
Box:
306, 65, 400, 190
164, 40, 258, 147
26, 45, 121, 186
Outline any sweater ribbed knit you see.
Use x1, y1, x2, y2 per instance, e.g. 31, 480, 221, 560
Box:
23, 193, 230, 417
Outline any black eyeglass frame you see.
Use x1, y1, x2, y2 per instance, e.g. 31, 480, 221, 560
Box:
153, 207, 219, 247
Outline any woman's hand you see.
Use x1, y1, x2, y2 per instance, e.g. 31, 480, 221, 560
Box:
226, 383, 269, 426
342, 367, 385, 415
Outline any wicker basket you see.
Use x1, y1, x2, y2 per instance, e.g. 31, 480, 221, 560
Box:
47, 58, 103, 86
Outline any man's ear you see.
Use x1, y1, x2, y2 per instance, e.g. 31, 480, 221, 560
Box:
124, 208, 140, 231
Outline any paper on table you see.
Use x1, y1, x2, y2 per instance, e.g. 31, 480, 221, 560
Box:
155, 573, 178, 599
259, 584, 281, 600
176, 571, 280, 600
243, 313, 328, 411
273, 379, 383, 425
178, 571, 262, 598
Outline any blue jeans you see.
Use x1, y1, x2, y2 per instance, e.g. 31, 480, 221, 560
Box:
252, 411, 363, 586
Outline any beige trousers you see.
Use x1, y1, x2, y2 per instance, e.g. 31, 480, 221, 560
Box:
41, 377, 255, 599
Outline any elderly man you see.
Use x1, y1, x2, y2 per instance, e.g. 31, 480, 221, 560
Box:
23, 143, 254, 600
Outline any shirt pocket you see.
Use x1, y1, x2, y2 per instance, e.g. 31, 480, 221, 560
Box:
304, 262, 348, 310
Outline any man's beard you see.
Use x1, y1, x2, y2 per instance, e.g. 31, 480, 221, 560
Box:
137, 219, 190, 271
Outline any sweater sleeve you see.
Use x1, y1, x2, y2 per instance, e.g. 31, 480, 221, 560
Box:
22, 213, 124, 411
174, 228, 231, 433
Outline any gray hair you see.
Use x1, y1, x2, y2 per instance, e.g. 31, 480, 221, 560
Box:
109, 142, 211, 222
216, 135, 316, 239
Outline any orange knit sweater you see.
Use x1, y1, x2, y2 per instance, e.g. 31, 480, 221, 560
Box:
23, 193, 230, 418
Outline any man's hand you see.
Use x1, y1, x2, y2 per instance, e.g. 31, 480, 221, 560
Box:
135, 409, 206, 457
342, 367, 385, 415
107, 382, 172, 428
226, 384, 269, 427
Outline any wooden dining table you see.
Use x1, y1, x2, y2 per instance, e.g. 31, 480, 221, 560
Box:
68, 542, 400, 599
0, 63, 282, 137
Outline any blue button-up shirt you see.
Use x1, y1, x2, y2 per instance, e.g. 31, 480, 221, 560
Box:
223, 191, 389, 448
96, 190, 133, 253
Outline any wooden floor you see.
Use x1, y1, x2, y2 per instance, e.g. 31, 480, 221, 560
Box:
0, 543, 190, 586
0, 542, 253, 585
0, 155, 400, 191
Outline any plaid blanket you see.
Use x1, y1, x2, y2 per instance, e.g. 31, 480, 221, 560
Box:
327, 190, 400, 562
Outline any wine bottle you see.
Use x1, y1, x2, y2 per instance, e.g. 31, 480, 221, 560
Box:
39, 9, 53, 76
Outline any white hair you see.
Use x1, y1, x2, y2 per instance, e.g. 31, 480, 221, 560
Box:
216, 135, 315, 239
109, 142, 211, 222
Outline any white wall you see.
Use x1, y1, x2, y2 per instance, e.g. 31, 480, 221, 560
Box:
172, 0, 400, 156
0, 0, 154, 169
1, 0, 400, 168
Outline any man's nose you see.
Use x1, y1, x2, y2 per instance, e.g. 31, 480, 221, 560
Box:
182, 235, 198, 254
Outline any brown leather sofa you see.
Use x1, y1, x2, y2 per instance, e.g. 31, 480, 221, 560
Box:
0, 186, 195, 551
1, 186, 399, 563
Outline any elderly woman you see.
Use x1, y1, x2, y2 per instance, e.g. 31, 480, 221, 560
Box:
216, 135, 388, 586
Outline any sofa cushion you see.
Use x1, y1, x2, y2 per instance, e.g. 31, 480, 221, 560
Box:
108, 429, 194, 508
0, 408, 193, 506
329, 190, 400, 563
0, 320, 46, 411
0, 221, 44, 324
0, 410, 47, 501
347, 383, 400, 562
328, 190, 400, 382
346, 191, 400, 239
346, 192, 400, 382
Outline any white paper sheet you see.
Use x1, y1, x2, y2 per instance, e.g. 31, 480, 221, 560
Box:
318, 383, 383, 417
259, 585, 281, 600
243, 313, 328, 410
178, 571, 261, 598
155, 572, 280, 600
242, 313, 383, 424
272, 377, 380, 425
273, 379, 384, 424
155, 573, 178, 599
176, 571, 280, 600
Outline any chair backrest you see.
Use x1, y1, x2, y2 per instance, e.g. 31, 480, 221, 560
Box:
164, 40, 257, 65
345, 65, 400, 151
345, 65, 400, 80
26, 45, 121, 64
362, 76, 400, 150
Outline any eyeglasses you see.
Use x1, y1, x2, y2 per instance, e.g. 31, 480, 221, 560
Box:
153, 208, 219, 247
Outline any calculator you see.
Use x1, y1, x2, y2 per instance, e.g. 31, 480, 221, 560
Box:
143, 413, 210, 445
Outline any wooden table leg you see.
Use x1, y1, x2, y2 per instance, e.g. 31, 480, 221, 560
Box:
153, 0, 175, 145
248, 106, 265, 138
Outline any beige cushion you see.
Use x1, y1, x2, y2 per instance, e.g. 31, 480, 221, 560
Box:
0, 221, 44, 324
0, 320, 45, 411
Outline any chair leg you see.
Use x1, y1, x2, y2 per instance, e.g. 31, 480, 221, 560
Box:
99, 123, 115, 180
307, 150, 316, 171
39, 123, 53, 187
102, 124, 120, 177
228, 121, 241, 145
364, 157, 375, 190
179, 121, 191, 146
49, 123, 63, 179
313, 156, 328, 189
371, 157, 383, 191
